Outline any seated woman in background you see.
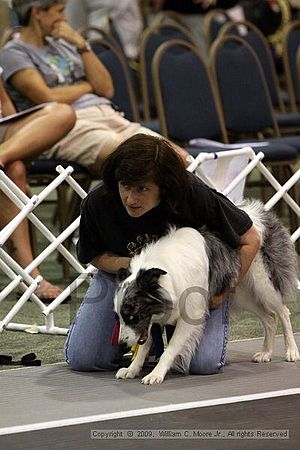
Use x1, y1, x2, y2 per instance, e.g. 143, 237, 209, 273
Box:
0, 78, 76, 300
0, 0, 188, 175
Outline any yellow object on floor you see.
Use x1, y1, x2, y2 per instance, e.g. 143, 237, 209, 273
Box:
131, 344, 139, 360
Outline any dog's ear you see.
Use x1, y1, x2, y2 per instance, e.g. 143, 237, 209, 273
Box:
148, 268, 167, 280
137, 268, 167, 288
116, 267, 130, 282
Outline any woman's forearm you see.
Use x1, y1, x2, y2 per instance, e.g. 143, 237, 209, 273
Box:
79, 50, 114, 98
51, 21, 114, 98
49, 81, 93, 104
235, 225, 261, 285
91, 252, 131, 273
209, 225, 261, 309
10, 69, 93, 106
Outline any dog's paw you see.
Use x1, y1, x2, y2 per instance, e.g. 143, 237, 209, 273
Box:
285, 346, 299, 362
141, 369, 166, 385
252, 351, 272, 363
115, 366, 140, 380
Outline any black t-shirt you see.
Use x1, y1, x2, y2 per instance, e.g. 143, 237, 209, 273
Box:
77, 173, 252, 264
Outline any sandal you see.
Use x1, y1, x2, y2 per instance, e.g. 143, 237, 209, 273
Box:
0, 353, 41, 366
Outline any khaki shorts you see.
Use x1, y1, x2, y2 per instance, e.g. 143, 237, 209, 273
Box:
43, 104, 160, 168
0, 123, 9, 144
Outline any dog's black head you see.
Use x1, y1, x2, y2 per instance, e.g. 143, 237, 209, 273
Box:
115, 267, 172, 346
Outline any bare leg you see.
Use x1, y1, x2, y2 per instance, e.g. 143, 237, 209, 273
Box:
0, 163, 62, 299
0, 103, 76, 167
0, 104, 76, 299
0, 161, 36, 269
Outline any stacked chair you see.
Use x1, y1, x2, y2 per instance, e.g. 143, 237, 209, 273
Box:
282, 20, 300, 112
203, 8, 232, 48
152, 37, 299, 230
219, 20, 300, 133
152, 38, 299, 163
87, 36, 140, 122
139, 23, 197, 121
209, 35, 300, 160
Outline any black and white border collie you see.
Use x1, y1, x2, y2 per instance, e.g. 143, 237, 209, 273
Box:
113, 199, 299, 384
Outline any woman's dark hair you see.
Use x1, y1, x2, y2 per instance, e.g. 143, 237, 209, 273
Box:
102, 134, 189, 213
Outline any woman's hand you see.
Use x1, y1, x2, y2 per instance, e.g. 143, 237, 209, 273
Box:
92, 252, 131, 273
51, 20, 114, 98
51, 21, 86, 50
209, 285, 235, 309
210, 225, 261, 310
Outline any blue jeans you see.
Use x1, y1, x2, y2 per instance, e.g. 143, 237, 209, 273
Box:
65, 270, 229, 375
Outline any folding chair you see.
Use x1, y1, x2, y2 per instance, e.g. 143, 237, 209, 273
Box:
88, 37, 140, 122
209, 34, 300, 156
203, 8, 232, 48
209, 34, 300, 230
0, 26, 20, 47
140, 23, 197, 121
79, 25, 122, 52
152, 37, 300, 230
219, 20, 300, 132
282, 20, 300, 112
150, 10, 190, 29
152, 38, 298, 163
102, 15, 127, 57
152, 39, 227, 147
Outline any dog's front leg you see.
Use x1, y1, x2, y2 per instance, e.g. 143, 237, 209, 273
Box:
142, 315, 205, 385
116, 336, 152, 380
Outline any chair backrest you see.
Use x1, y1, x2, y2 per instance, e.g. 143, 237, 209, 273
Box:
297, 45, 300, 103
89, 38, 140, 122
103, 15, 126, 54
79, 25, 123, 53
209, 35, 280, 137
219, 20, 285, 111
152, 39, 228, 142
0, 26, 21, 47
139, 23, 197, 121
203, 9, 232, 48
282, 20, 300, 111
151, 10, 190, 28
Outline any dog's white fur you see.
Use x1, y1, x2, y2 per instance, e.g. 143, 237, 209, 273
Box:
115, 228, 210, 384
115, 201, 299, 385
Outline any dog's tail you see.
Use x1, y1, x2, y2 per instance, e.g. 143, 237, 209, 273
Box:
242, 199, 298, 300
